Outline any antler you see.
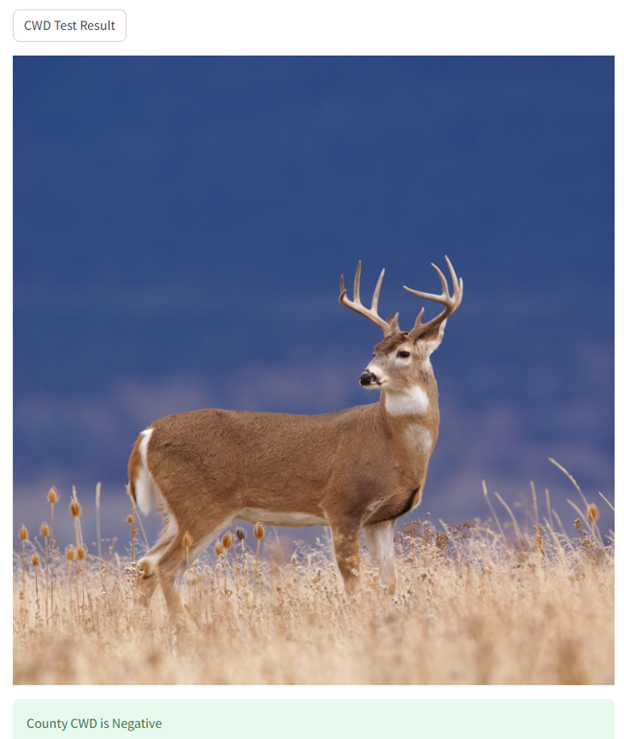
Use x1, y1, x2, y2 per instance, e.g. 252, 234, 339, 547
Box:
404, 256, 463, 339
339, 262, 398, 336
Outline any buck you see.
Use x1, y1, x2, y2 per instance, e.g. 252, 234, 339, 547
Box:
128, 257, 463, 616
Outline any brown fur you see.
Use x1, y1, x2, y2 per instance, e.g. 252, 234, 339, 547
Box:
374, 332, 411, 354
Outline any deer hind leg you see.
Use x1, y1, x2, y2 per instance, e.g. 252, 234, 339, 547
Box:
152, 531, 189, 619
152, 517, 234, 619
135, 570, 159, 607
136, 493, 180, 607
136, 533, 176, 607
363, 519, 397, 594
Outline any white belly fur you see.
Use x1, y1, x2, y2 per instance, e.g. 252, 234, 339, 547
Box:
237, 507, 329, 528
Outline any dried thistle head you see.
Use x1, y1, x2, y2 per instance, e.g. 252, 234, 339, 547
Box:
31, 553, 41, 567
235, 527, 247, 541
69, 499, 82, 518
77, 545, 87, 561
215, 541, 226, 557
126, 514, 134, 524
253, 522, 265, 541
534, 534, 544, 555
40, 522, 50, 538
587, 503, 599, 522
19, 525, 29, 541
221, 533, 233, 549
183, 532, 194, 548
65, 545, 76, 561
47, 488, 59, 504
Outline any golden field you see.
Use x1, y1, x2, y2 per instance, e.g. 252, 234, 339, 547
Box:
14, 473, 614, 685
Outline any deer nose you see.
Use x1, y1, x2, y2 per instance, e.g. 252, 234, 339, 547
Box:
359, 371, 377, 386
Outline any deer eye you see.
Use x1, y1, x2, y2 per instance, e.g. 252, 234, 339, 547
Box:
397, 350, 411, 358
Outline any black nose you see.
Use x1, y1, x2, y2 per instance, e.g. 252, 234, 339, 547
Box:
359, 371, 377, 386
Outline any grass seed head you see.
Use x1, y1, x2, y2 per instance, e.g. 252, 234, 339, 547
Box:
534, 533, 544, 555
587, 503, 599, 522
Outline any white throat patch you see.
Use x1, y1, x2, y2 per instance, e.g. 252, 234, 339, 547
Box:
405, 425, 433, 454
384, 386, 429, 416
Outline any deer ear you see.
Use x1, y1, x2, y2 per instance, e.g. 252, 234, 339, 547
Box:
416, 319, 447, 355
386, 313, 400, 332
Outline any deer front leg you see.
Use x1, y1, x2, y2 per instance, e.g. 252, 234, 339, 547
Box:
363, 519, 397, 594
328, 521, 362, 597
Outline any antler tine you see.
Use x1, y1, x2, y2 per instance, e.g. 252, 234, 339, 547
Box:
412, 307, 425, 330
371, 268, 385, 313
444, 254, 463, 305
339, 262, 394, 335
353, 261, 362, 303
433, 262, 449, 297
404, 262, 449, 304
404, 256, 463, 338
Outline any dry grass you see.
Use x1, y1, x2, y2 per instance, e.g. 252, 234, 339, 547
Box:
14, 477, 614, 685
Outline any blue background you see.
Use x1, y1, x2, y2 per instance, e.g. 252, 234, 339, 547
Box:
14, 57, 614, 550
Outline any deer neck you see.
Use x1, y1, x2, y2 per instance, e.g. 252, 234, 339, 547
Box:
378, 378, 440, 467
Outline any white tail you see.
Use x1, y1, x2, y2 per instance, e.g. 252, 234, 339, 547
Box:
128, 257, 463, 616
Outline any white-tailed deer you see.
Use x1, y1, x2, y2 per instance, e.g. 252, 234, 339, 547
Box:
128, 257, 463, 616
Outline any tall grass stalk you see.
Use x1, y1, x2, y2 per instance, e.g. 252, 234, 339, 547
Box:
31, 554, 41, 617
19, 526, 28, 600
65, 545, 76, 617
253, 522, 265, 604
40, 523, 50, 624
96, 482, 102, 560
47, 488, 58, 618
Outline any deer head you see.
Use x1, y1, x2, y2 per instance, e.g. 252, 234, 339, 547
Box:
339, 256, 463, 406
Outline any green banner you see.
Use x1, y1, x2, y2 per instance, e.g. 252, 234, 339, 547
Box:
13, 699, 614, 739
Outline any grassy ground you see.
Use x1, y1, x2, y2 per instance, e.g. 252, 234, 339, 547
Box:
14, 478, 614, 685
